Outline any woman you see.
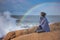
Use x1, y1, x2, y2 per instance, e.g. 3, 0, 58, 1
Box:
36, 12, 50, 33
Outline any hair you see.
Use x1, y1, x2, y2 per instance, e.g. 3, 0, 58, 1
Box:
41, 12, 46, 17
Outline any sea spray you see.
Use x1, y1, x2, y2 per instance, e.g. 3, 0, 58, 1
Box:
0, 11, 28, 38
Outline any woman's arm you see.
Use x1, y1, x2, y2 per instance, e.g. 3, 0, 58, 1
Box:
40, 18, 45, 25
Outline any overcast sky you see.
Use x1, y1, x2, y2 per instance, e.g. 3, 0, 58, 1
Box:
0, 0, 60, 15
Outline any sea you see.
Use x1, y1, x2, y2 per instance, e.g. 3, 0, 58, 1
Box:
16, 15, 60, 28
19, 15, 60, 24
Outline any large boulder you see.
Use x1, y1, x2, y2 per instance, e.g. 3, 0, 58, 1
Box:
11, 31, 60, 40
49, 22, 60, 31
3, 31, 15, 40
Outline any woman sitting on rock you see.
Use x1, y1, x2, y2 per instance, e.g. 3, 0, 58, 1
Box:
36, 12, 50, 33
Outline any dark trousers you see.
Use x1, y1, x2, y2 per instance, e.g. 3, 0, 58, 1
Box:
36, 25, 45, 33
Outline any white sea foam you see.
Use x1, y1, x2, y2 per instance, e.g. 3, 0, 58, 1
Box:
0, 11, 28, 38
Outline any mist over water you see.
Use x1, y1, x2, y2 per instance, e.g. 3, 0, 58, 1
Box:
0, 11, 28, 38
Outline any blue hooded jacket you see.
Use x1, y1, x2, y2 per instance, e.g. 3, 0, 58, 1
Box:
40, 17, 50, 32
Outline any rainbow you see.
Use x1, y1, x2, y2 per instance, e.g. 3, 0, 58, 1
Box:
20, 5, 37, 23
20, 3, 43, 23
20, 2, 59, 23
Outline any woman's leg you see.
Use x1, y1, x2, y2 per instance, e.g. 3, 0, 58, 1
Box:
35, 26, 45, 33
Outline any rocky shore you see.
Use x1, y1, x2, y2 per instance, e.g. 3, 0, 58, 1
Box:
3, 22, 60, 40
